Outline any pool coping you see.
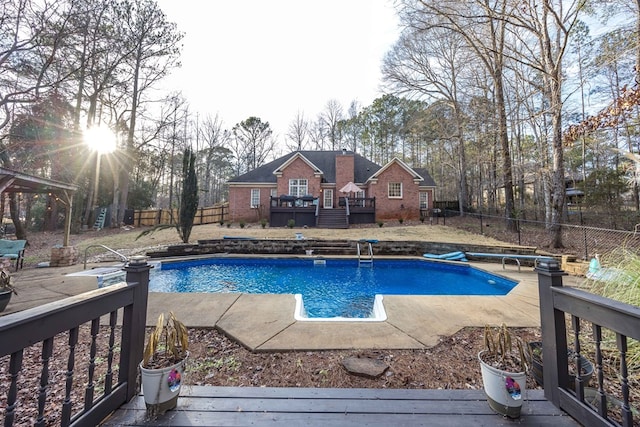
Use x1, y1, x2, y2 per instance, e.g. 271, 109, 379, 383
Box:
144, 255, 545, 351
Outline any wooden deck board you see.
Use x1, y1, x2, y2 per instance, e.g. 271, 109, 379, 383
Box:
101, 387, 580, 426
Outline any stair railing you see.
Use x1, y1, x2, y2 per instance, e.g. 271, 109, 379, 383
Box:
84, 244, 129, 269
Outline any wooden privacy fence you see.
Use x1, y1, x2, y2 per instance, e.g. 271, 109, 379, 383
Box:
131, 203, 228, 227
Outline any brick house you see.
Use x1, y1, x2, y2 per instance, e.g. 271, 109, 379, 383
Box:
227, 150, 436, 228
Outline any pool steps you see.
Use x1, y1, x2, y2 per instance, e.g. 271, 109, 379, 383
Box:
294, 294, 387, 322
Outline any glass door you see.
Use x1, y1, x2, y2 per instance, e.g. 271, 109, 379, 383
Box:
323, 189, 333, 208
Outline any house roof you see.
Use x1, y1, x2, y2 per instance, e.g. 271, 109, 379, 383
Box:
228, 150, 438, 188
273, 152, 323, 177
228, 151, 383, 184
412, 167, 437, 187
368, 157, 424, 184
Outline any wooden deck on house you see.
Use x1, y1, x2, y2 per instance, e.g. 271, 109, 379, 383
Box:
101, 386, 580, 426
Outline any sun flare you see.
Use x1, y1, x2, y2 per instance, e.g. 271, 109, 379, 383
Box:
84, 126, 117, 154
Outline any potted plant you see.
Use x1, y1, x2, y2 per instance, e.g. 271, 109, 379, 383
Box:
526, 341, 594, 387
140, 312, 189, 416
478, 324, 528, 418
0, 269, 16, 312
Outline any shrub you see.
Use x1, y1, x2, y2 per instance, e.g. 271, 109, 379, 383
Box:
287, 219, 295, 228
239, 221, 246, 229
377, 221, 384, 228
398, 218, 404, 224
585, 248, 640, 371
260, 218, 267, 229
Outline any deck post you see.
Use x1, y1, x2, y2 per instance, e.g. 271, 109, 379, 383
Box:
536, 259, 568, 406
120, 257, 152, 401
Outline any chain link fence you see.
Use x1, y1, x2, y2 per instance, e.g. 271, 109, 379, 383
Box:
441, 210, 640, 260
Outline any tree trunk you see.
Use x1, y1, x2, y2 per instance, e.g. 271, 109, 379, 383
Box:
8, 194, 26, 240
118, 49, 142, 226
494, 74, 517, 231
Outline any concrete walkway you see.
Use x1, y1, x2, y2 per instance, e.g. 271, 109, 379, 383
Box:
3, 258, 577, 351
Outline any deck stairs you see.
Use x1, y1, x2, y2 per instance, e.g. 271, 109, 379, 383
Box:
316, 208, 348, 229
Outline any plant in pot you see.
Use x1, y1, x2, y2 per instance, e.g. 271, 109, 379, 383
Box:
478, 324, 528, 419
140, 312, 189, 416
0, 269, 16, 312
526, 341, 594, 387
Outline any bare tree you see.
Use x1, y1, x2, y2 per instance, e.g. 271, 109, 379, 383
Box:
0, 0, 74, 133
308, 117, 327, 150
199, 113, 232, 205
383, 25, 471, 213
285, 110, 309, 151
395, 0, 518, 230
113, 0, 183, 225
506, 0, 586, 247
320, 99, 344, 150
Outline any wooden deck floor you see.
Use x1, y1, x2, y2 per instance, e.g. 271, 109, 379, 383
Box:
101, 386, 580, 426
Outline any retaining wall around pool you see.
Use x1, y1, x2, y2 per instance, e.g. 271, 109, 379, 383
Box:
146, 239, 545, 262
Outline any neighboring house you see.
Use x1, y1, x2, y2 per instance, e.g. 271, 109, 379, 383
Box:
227, 150, 437, 228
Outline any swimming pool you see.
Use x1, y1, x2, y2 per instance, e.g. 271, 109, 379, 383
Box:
149, 257, 517, 320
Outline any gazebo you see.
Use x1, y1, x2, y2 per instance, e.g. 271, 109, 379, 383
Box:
0, 167, 78, 247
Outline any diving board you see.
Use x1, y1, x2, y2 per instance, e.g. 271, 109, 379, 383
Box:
466, 252, 555, 272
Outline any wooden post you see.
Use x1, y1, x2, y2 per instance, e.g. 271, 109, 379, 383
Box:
119, 257, 152, 402
536, 258, 569, 406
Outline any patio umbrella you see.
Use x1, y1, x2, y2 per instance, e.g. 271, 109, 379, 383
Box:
339, 181, 363, 194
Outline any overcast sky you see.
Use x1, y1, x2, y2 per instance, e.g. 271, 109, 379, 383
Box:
155, 0, 400, 142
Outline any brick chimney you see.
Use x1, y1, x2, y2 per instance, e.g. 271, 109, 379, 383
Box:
335, 150, 355, 191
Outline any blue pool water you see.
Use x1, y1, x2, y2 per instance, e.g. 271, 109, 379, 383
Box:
149, 258, 517, 319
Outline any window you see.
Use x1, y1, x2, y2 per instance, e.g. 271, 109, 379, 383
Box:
419, 192, 429, 209
270, 188, 278, 198
289, 179, 308, 197
388, 182, 402, 198
250, 189, 260, 208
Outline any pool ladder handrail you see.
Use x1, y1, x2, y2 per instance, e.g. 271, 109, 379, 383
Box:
357, 241, 373, 267
84, 244, 129, 269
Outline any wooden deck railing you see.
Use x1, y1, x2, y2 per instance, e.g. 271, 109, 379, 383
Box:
537, 260, 640, 427
0, 259, 152, 427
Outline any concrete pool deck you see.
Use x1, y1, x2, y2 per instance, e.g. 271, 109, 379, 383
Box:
4, 258, 585, 351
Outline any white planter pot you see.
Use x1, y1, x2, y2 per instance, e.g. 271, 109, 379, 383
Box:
140, 352, 188, 413
478, 350, 526, 418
